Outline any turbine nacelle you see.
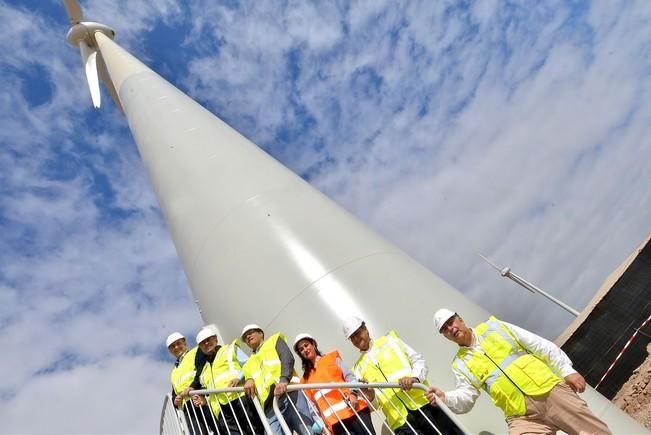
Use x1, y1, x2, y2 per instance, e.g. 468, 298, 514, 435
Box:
66, 21, 115, 49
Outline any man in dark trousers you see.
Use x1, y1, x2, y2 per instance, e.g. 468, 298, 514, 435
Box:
191, 327, 264, 434
343, 316, 463, 435
166, 331, 213, 434
241, 324, 313, 435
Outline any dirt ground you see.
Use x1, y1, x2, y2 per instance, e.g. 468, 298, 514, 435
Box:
613, 343, 651, 430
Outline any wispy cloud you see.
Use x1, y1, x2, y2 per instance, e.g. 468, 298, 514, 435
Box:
180, 0, 650, 336
0, 1, 202, 432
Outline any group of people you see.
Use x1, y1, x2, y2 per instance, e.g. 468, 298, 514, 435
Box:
166, 309, 612, 435
168, 324, 311, 435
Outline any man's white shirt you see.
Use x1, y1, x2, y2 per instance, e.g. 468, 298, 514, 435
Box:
444, 321, 577, 414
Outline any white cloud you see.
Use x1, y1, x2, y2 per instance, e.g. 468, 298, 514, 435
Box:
0, 2, 202, 433
180, 0, 651, 339
3, 355, 170, 434
83, 0, 182, 51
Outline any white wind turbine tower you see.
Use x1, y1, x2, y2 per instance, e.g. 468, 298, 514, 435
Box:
62, 1, 647, 434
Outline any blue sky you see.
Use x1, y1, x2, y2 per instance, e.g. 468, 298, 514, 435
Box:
1, 0, 650, 433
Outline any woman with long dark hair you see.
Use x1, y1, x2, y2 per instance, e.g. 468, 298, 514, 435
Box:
293, 333, 376, 435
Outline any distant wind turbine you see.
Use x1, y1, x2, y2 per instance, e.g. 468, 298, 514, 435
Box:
479, 254, 580, 317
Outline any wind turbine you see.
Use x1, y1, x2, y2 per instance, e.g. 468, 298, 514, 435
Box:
479, 255, 580, 317
62, 1, 647, 434
64, 0, 122, 111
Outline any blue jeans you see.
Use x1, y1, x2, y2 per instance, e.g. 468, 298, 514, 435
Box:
266, 392, 313, 435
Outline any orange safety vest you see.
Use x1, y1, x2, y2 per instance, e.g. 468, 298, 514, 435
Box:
302, 351, 368, 430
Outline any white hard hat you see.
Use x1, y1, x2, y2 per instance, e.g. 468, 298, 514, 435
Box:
433, 308, 456, 333
196, 327, 217, 344
204, 323, 221, 341
342, 316, 364, 339
241, 323, 263, 338
166, 332, 185, 348
293, 333, 316, 352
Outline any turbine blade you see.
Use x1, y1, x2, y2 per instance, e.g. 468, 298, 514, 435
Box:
63, 0, 83, 24
79, 41, 101, 108
479, 254, 502, 272
96, 52, 124, 112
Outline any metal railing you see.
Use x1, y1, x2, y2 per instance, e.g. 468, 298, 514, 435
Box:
272, 382, 471, 435
160, 387, 272, 435
160, 393, 190, 435
160, 383, 472, 435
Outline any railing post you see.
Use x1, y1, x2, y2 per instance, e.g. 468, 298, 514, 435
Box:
251, 395, 275, 435
272, 395, 293, 435
159, 393, 190, 435
177, 406, 190, 435
413, 383, 472, 435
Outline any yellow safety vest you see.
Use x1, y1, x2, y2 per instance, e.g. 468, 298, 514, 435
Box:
242, 333, 298, 404
170, 346, 199, 406
353, 331, 429, 430
452, 316, 562, 417
200, 340, 246, 416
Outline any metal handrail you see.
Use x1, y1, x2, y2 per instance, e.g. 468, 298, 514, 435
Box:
162, 382, 472, 435
159, 393, 190, 435
188, 386, 274, 434
271, 382, 473, 435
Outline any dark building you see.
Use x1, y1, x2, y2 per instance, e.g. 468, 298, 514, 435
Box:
556, 234, 651, 400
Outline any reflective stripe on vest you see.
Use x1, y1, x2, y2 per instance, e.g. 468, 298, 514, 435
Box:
170, 346, 198, 406
322, 400, 349, 418
313, 389, 332, 400
353, 331, 429, 430
200, 340, 245, 416
455, 347, 528, 392
474, 318, 530, 391
302, 351, 368, 430
452, 316, 562, 417
242, 333, 298, 404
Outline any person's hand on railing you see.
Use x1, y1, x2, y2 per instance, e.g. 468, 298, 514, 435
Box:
191, 394, 207, 407
173, 395, 183, 408
274, 380, 288, 397
179, 387, 192, 398
344, 392, 359, 410
244, 378, 256, 397
358, 378, 375, 401
398, 376, 419, 391
227, 378, 240, 388
425, 386, 446, 406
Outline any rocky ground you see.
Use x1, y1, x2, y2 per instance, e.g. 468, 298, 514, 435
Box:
613, 343, 651, 430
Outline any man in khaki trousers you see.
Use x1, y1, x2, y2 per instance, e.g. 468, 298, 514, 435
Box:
427, 309, 611, 435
